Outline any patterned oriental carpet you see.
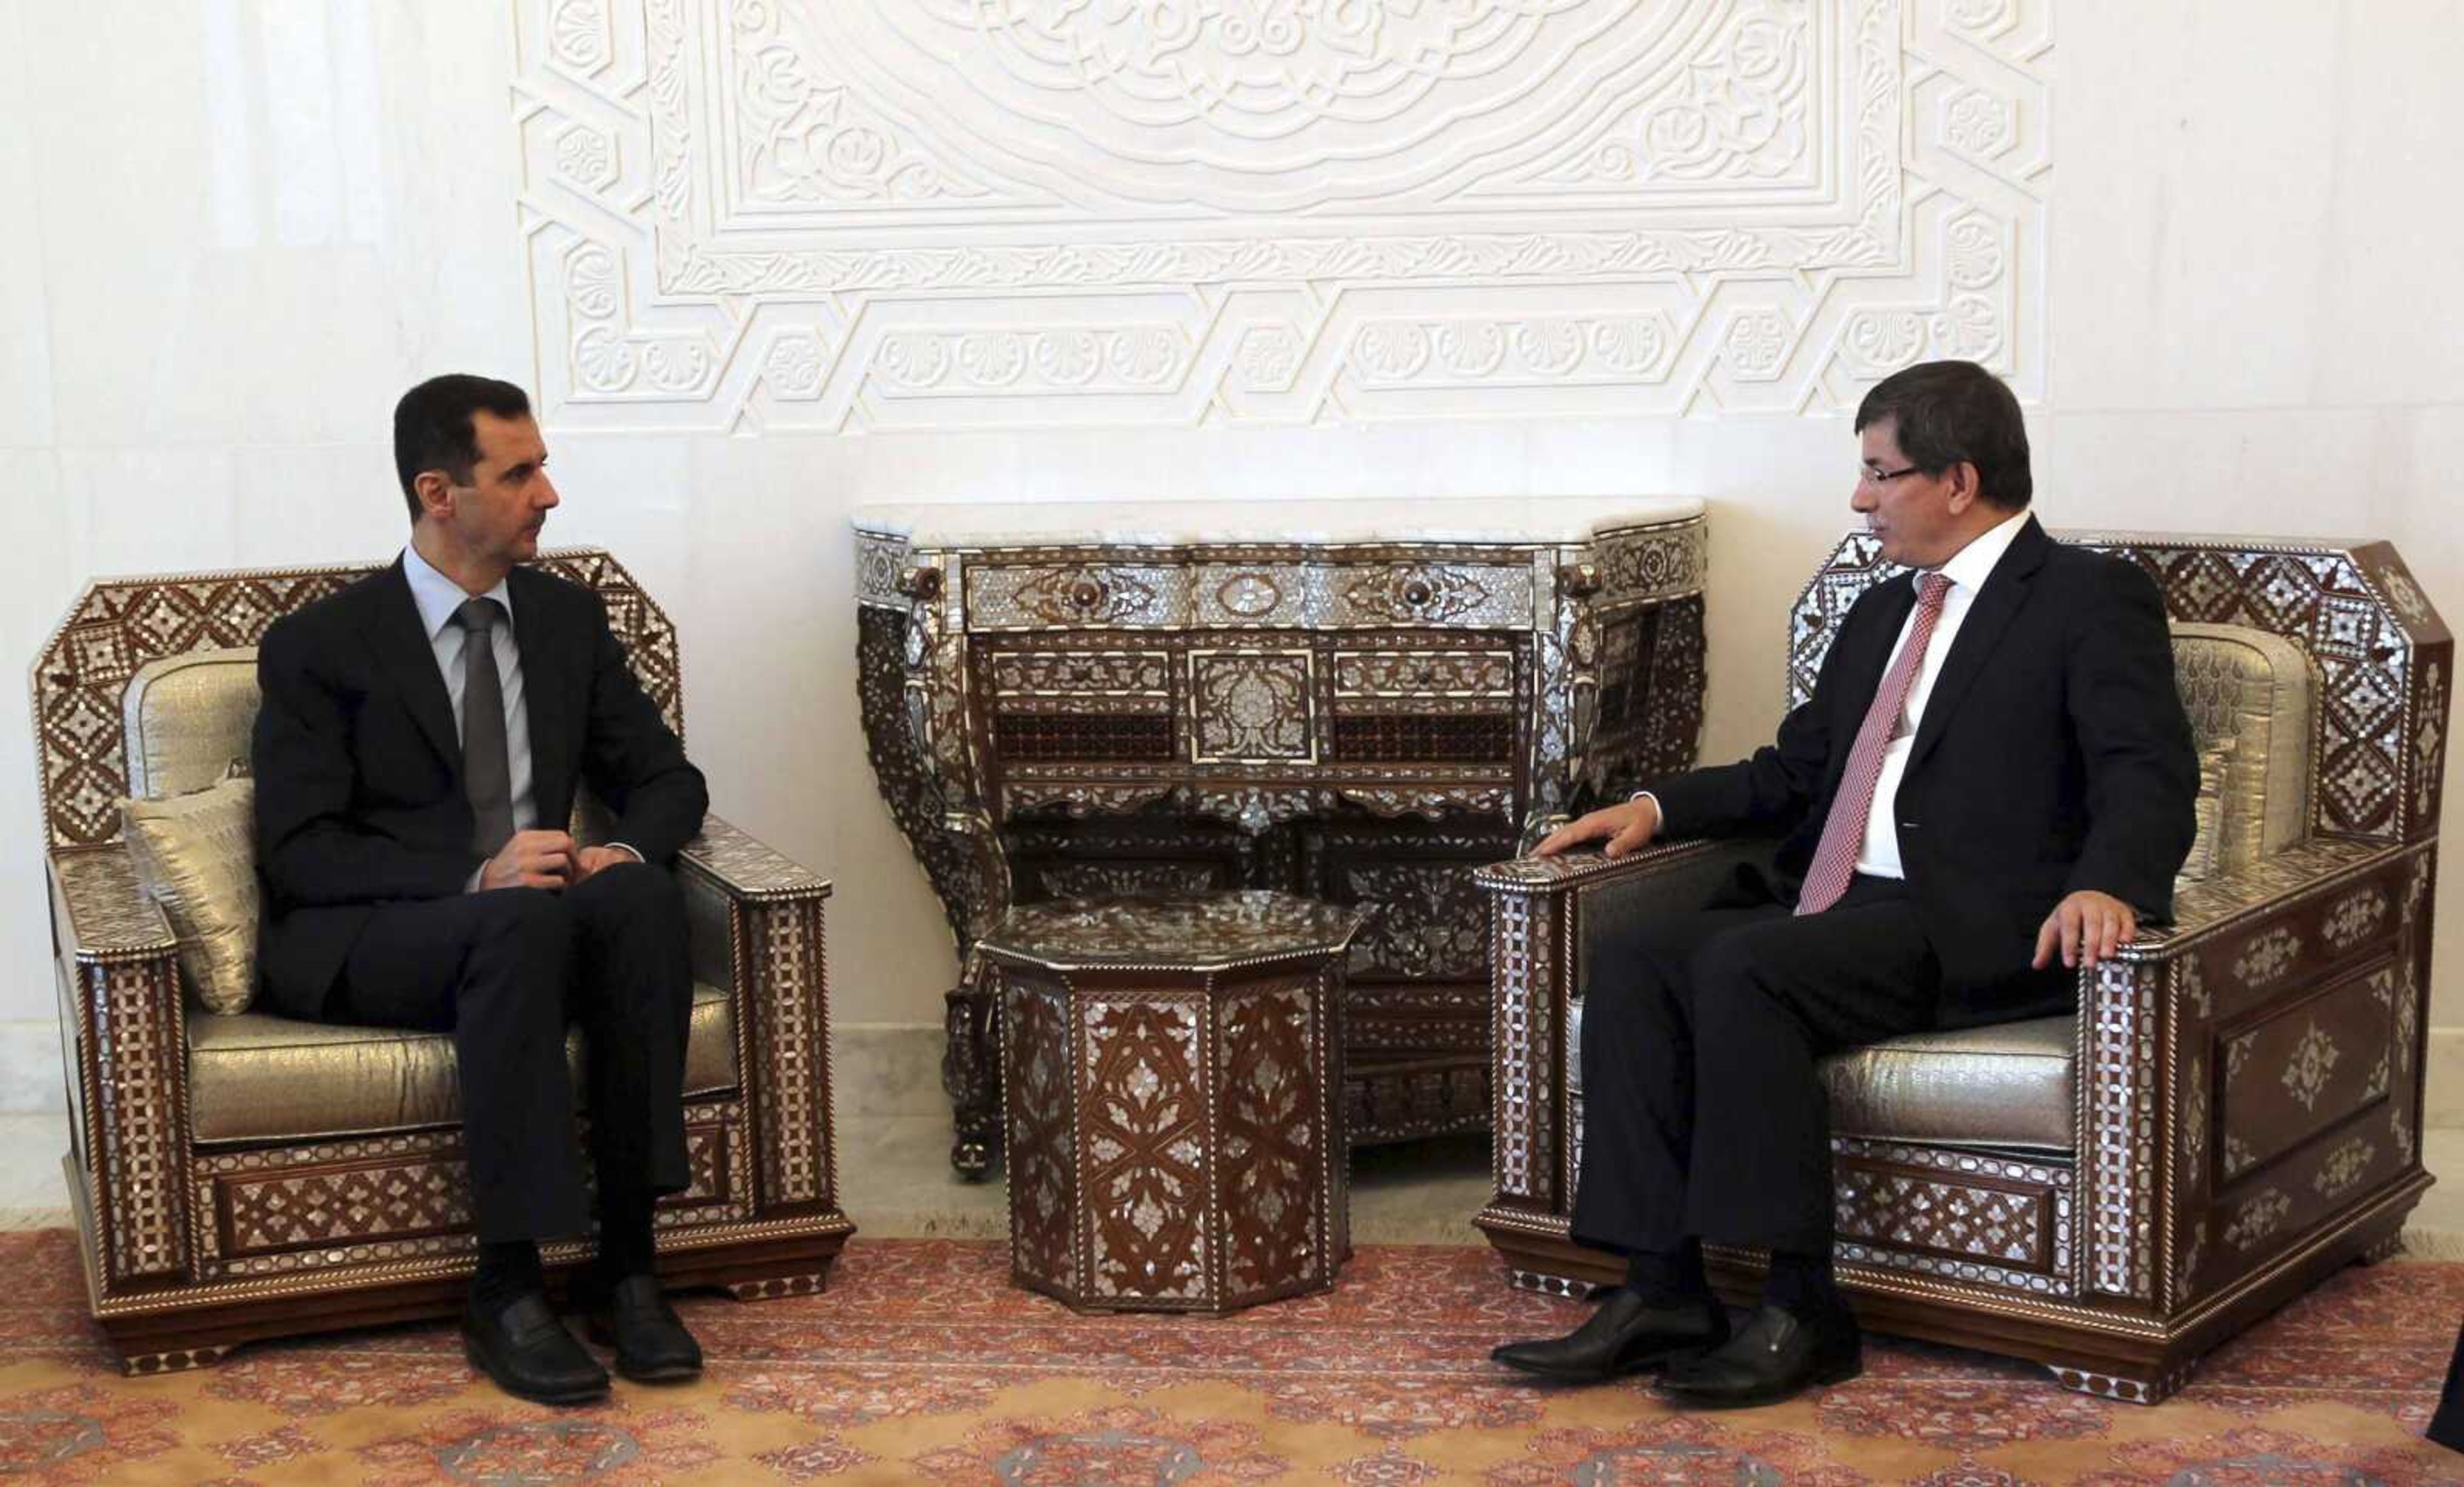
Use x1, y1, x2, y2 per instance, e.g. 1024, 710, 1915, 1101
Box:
3, 1230, 2461, 1484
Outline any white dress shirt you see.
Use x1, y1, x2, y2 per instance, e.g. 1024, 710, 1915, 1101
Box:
401, 543, 538, 838
1851, 507, 2033, 878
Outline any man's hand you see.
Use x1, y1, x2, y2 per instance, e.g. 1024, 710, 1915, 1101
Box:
1536, 797, 1661, 859
2033, 890, 2139, 971
572, 844, 641, 883
479, 829, 578, 892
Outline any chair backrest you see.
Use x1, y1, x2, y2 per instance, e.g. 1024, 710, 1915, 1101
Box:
1784, 531, 2450, 849
30, 550, 681, 850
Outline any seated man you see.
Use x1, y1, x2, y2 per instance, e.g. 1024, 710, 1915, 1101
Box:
1492, 359, 2199, 1407
252, 375, 710, 1406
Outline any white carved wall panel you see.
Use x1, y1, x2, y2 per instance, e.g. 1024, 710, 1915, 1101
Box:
513, 0, 2049, 430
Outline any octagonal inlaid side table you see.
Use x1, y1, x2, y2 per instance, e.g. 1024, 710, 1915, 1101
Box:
979, 890, 1371, 1314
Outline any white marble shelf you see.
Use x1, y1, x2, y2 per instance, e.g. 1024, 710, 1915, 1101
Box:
849, 495, 1704, 549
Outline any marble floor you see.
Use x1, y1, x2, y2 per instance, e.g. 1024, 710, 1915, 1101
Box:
1, 1108, 2457, 1255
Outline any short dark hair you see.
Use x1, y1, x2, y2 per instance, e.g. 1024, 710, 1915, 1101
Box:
392, 375, 533, 522
1853, 360, 2032, 510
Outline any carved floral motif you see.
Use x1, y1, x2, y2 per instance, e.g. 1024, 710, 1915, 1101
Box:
2232, 927, 2300, 989
2395, 960, 2420, 1076
1191, 652, 1314, 762
2181, 1051, 2208, 1179
2313, 1137, 2375, 1201
2321, 887, 2388, 952
2278, 1023, 2341, 1112
2417, 661, 2446, 822
2223, 1189, 2292, 1253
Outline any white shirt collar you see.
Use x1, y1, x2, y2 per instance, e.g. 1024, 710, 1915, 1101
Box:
401, 543, 515, 643
1928, 507, 2032, 595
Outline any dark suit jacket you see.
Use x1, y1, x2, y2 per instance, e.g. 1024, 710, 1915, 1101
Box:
1645, 517, 2198, 1027
251, 557, 710, 1018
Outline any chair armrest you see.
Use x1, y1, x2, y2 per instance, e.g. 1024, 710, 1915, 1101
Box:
676, 815, 833, 906
2108, 837, 2392, 965
2078, 835, 2424, 1310
49, 845, 178, 967
46, 846, 191, 1290
676, 814, 833, 994
672, 814, 838, 1213
1473, 838, 1744, 898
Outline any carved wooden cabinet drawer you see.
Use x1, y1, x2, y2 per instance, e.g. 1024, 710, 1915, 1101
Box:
983, 643, 1177, 763
1321, 563, 1536, 629
1326, 645, 1519, 766
968, 563, 1189, 630
853, 496, 1708, 1170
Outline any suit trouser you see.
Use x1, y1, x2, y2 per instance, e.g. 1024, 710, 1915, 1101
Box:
327, 863, 695, 1245
2431, 1320, 2464, 1450
1568, 871, 1944, 1259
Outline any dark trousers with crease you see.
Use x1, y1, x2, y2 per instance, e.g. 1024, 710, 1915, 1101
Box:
1569, 869, 1945, 1259
323, 862, 695, 1245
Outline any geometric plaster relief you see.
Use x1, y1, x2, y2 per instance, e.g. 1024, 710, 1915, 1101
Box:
515, 0, 2050, 430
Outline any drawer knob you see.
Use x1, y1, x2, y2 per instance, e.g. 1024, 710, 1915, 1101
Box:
1559, 562, 1601, 598
1069, 579, 1102, 609
1401, 577, 1433, 607
896, 565, 943, 600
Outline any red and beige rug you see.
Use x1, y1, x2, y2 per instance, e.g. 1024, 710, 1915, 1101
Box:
1, 1228, 2459, 1483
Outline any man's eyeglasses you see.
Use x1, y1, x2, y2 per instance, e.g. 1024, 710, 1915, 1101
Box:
1858, 464, 1926, 487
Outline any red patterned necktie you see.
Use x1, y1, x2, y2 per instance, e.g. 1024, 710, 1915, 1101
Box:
1797, 572, 1953, 915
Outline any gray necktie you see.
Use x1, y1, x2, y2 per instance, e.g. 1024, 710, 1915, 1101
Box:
454, 597, 515, 857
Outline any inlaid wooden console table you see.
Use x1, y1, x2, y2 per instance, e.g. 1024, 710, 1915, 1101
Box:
851, 497, 1709, 1176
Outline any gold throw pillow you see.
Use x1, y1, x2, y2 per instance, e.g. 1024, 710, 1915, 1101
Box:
122, 776, 259, 1015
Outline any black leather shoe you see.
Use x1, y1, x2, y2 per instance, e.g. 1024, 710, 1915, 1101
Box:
1491, 1288, 1729, 1382
1654, 1302, 1860, 1408
584, 1274, 703, 1383
463, 1293, 610, 1406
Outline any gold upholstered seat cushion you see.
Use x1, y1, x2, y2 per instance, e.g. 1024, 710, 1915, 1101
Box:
186, 981, 740, 1146
1818, 1016, 2075, 1151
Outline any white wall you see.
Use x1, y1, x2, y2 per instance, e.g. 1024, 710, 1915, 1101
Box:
3, 1, 2461, 1110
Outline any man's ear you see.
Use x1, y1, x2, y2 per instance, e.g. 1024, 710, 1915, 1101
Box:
411, 470, 455, 523
1943, 460, 1982, 516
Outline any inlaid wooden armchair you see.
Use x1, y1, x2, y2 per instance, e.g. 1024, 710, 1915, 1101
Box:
36, 550, 851, 1373
1478, 531, 2447, 1402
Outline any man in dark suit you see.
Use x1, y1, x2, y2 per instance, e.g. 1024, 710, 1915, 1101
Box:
252, 375, 710, 1405
1491, 360, 2200, 1406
